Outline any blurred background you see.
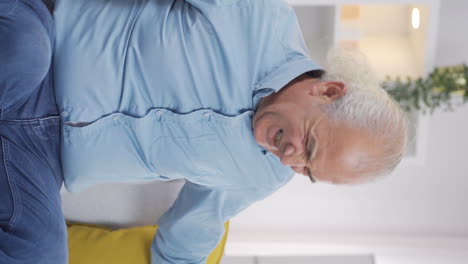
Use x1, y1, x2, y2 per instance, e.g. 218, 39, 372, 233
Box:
61, 0, 468, 263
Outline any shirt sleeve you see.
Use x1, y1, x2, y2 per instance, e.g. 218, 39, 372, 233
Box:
150, 181, 276, 264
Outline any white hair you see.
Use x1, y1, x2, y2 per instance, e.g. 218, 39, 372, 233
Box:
320, 47, 408, 179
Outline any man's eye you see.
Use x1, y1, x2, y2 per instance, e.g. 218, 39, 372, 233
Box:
307, 139, 318, 163
309, 137, 316, 157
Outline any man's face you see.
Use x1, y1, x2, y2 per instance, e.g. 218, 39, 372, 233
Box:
252, 76, 380, 184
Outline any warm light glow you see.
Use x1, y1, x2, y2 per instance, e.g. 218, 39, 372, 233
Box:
412, 7, 420, 29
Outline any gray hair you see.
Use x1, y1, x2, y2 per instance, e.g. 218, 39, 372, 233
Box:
320, 47, 408, 179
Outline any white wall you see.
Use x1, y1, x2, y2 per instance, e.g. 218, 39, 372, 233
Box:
229, 0, 468, 246
359, 35, 421, 79
435, 0, 468, 66
359, 5, 410, 36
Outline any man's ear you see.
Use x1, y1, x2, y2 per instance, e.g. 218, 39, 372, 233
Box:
311, 81, 347, 102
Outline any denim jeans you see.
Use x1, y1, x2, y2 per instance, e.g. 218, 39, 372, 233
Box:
0, 0, 67, 263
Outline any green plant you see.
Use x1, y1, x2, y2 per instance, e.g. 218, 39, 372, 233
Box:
383, 64, 468, 113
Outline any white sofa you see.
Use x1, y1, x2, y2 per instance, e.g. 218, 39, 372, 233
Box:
60, 180, 185, 229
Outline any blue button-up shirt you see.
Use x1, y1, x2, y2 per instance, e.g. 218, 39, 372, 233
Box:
53, 0, 320, 262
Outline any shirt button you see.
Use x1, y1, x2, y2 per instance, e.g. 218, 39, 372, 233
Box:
61, 111, 69, 117
254, 84, 261, 89
113, 115, 120, 121
203, 112, 211, 118
155, 110, 163, 117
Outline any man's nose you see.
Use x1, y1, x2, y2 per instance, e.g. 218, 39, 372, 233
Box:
279, 143, 306, 167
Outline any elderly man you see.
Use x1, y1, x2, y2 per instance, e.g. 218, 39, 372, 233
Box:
1, 0, 407, 263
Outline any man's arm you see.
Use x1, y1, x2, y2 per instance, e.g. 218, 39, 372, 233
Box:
151, 181, 275, 263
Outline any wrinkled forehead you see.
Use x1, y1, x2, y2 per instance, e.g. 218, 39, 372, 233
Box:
320, 123, 382, 183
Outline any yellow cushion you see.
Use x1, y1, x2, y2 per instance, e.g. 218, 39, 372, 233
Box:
67, 221, 229, 264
